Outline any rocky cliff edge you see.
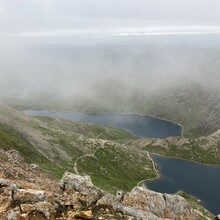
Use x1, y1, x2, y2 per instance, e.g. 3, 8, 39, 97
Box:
0, 150, 207, 220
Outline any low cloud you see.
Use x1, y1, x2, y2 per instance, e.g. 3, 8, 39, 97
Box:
1, 0, 220, 109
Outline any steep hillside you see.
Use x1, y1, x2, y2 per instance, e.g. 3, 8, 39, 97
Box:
142, 83, 220, 138
82, 81, 220, 138
0, 104, 155, 193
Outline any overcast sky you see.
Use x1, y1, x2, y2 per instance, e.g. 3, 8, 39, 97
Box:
1, 0, 220, 38
1, 0, 220, 107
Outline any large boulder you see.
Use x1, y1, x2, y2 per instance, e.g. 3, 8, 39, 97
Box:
122, 186, 198, 220
59, 172, 104, 206
60, 172, 94, 193
97, 186, 198, 220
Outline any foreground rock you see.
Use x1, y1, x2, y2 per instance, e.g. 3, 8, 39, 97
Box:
0, 150, 213, 219
0, 171, 200, 219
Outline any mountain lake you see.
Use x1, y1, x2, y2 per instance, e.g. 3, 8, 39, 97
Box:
25, 110, 220, 214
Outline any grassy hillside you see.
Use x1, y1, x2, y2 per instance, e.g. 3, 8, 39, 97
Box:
10, 81, 220, 139
77, 144, 156, 193
129, 130, 220, 165
0, 104, 153, 193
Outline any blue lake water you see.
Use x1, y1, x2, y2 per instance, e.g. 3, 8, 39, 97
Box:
24, 110, 220, 214
146, 154, 220, 215
24, 110, 182, 138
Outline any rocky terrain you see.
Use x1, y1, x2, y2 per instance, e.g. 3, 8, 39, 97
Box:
129, 128, 220, 165
0, 104, 219, 219
0, 104, 156, 193
0, 150, 211, 220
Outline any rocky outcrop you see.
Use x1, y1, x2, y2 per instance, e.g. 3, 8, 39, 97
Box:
97, 186, 197, 220
0, 171, 200, 220
0, 150, 210, 219
131, 127, 220, 164
59, 172, 104, 207
59, 171, 198, 220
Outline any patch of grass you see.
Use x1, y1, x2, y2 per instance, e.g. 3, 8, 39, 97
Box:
0, 123, 41, 161
145, 143, 220, 165
145, 144, 191, 160
102, 126, 138, 140
39, 160, 65, 179
77, 145, 157, 194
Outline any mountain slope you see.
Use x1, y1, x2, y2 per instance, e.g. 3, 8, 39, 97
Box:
129, 128, 220, 165
0, 104, 155, 193
0, 104, 220, 218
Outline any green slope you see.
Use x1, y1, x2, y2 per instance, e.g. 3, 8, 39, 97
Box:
0, 104, 153, 193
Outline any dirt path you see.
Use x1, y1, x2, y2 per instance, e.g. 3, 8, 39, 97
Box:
96, 127, 109, 139
74, 127, 109, 175
137, 151, 160, 187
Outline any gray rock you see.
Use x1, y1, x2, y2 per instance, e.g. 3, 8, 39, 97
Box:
0, 178, 17, 190
116, 190, 124, 202
122, 186, 198, 220
97, 193, 117, 207
163, 193, 195, 218
216, 214, 220, 220
60, 172, 94, 193
7, 210, 17, 220
13, 189, 47, 204
29, 163, 39, 169
20, 201, 55, 219
59, 172, 104, 206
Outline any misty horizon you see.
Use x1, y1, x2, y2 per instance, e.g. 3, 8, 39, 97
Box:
0, 0, 220, 112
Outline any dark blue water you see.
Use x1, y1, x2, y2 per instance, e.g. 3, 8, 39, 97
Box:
146, 154, 220, 215
24, 110, 182, 138
24, 110, 220, 214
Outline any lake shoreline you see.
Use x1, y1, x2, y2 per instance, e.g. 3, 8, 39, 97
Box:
24, 109, 219, 215
24, 109, 184, 137
137, 151, 161, 187
149, 152, 220, 167
141, 152, 220, 192
145, 153, 220, 215
84, 111, 184, 137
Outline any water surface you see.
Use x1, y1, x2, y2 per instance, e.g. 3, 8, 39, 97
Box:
146, 154, 220, 214
25, 110, 182, 138
25, 110, 220, 214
